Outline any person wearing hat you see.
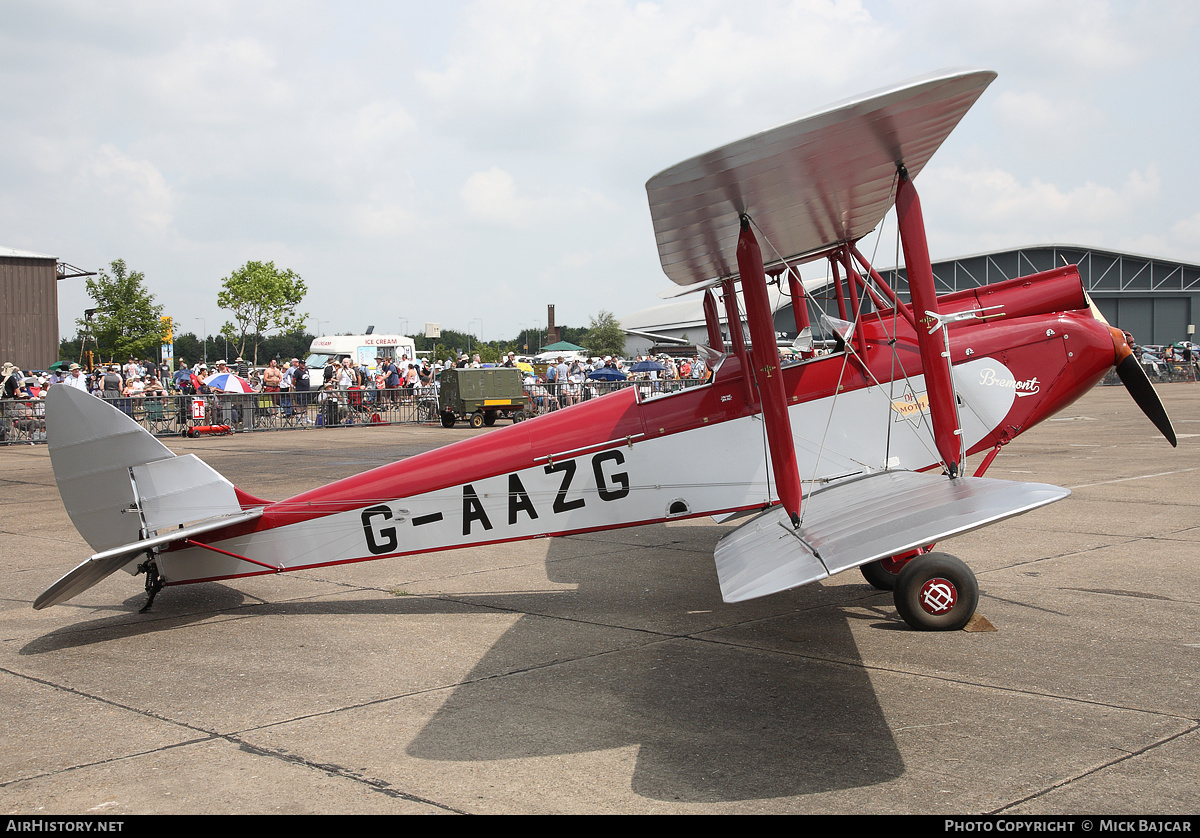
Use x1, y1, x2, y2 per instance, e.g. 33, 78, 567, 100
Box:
64, 363, 88, 392
380, 355, 400, 403
143, 374, 167, 397
335, 357, 356, 389
277, 359, 294, 390
0, 365, 44, 440
293, 358, 311, 412
1, 362, 28, 399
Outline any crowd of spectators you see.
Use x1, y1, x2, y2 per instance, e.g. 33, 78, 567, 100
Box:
1136, 341, 1199, 381
1, 348, 716, 442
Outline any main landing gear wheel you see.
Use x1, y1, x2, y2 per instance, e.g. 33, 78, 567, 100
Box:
860, 556, 905, 591
893, 552, 979, 631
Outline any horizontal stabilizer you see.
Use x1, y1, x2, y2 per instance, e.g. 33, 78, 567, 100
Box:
132, 454, 243, 533
714, 470, 1068, 602
33, 508, 264, 610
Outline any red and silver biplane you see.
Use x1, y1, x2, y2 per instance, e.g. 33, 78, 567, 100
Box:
36, 69, 1176, 630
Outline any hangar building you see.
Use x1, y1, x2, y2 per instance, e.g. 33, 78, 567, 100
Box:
0, 247, 93, 370
884, 245, 1200, 347
622, 244, 1200, 353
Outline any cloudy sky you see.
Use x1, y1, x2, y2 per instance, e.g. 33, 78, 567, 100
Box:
3, 0, 1197, 347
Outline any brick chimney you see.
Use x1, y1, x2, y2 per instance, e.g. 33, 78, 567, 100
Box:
547, 304, 560, 345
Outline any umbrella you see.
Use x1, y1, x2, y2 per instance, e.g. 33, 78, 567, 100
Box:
587, 367, 626, 381
515, 362, 534, 374
173, 369, 193, 383
541, 340, 587, 353
629, 360, 665, 373
49, 360, 70, 372
203, 372, 253, 393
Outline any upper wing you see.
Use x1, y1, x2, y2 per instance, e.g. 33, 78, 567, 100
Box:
646, 68, 997, 287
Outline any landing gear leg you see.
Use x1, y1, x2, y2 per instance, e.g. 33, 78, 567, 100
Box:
892, 552, 979, 631
138, 557, 163, 613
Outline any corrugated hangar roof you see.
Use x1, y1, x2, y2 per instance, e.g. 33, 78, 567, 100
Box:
0, 246, 56, 260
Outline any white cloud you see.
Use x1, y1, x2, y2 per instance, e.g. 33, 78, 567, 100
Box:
418, 0, 897, 154
459, 165, 616, 230
917, 163, 1165, 257
461, 167, 536, 227
351, 195, 418, 238
886, 0, 1156, 77
83, 145, 176, 233
1161, 212, 1200, 260
992, 89, 1102, 149
1, 0, 1196, 345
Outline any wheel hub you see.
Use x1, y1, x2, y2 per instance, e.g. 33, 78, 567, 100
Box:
918, 577, 958, 614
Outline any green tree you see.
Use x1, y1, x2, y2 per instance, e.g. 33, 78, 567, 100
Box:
170, 332, 204, 368
582, 310, 626, 358
77, 259, 166, 363
217, 261, 308, 366
258, 329, 316, 364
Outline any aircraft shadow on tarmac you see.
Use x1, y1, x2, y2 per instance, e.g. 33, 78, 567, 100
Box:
402, 523, 905, 802
22, 523, 905, 802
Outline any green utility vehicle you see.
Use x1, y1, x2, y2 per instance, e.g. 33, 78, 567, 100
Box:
437, 367, 528, 428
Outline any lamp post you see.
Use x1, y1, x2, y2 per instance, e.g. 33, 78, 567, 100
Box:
470, 318, 483, 359
195, 318, 206, 366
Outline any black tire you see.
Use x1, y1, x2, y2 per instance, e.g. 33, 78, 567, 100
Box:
469, 411, 485, 429
893, 552, 979, 631
512, 410, 527, 423
483, 411, 497, 427
860, 558, 902, 591
440, 411, 455, 429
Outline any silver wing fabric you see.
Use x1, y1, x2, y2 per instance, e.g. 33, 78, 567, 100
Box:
646, 69, 996, 286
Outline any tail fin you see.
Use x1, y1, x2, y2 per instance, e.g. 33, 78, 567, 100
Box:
35, 387, 264, 609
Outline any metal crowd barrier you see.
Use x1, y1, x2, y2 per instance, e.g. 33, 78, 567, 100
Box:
145, 387, 444, 435
0, 397, 47, 444
1101, 361, 1199, 386
521, 377, 703, 415
0, 377, 710, 445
